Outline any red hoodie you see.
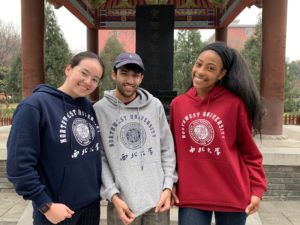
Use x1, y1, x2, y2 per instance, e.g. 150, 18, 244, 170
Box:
170, 86, 267, 212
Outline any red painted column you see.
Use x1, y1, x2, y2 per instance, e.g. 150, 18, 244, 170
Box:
21, 0, 45, 98
87, 27, 99, 103
215, 27, 227, 43
260, 0, 287, 135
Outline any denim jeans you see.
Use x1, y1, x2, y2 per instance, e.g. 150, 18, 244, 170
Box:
179, 207, 247, 225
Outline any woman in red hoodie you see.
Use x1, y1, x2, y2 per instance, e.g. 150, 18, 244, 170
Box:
170, 41, 267, 225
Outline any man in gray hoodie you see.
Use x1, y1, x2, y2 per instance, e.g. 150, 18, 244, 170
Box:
93, 52, 177, 225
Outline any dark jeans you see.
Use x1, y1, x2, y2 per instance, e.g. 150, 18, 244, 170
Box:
179, 207, 247, 225
33, 201, 100, 225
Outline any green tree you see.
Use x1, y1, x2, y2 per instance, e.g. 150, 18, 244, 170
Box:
285, 62, 300, 112
241, 14, 262, 87
3, 53, 22, 102
292, 60, 300, 100
100, 32, 124, 97
4, 3, 72, 100
45, 3, 72, 87
0, 19, 21, 94
173, 30, 205, 94
0, 66, 9, 92
242, 13, 300, 113
291, 60, 300, 80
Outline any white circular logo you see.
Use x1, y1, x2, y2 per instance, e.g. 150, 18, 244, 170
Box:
189, 119, 214, 146
72, 118, 95, 146
120, 122, 146, 150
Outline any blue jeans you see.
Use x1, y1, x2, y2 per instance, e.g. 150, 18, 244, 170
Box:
179, 207, 247, 225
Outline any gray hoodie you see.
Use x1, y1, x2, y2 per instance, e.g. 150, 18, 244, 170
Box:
93, 88, 177, 216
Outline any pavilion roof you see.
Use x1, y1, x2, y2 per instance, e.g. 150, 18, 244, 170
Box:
47, 0, 262, 29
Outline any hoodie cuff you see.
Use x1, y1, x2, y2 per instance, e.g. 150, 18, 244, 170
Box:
252, 186, 266, 199
101, 185, 120, 202
31, 191, 52, 208
163, 176, 175, 191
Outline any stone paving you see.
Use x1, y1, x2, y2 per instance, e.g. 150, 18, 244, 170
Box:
0, 193, 27, 225
1, 125, 300, 225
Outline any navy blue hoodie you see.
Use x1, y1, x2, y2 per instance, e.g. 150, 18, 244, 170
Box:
6, 84, 102, 221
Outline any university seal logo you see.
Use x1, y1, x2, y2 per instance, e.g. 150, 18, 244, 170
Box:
72, 118, 95, 146
189, 119, 214, 146
120, 122, 146, 150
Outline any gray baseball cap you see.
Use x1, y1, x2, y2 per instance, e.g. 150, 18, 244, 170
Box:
113, 53, 145, 72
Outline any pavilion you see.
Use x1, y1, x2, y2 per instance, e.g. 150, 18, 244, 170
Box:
20, 0, 287, 135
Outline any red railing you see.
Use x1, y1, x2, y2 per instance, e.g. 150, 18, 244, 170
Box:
283, 114, 300, 125
0, 117, 12, 126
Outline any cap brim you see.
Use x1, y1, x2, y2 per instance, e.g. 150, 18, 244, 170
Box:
115, 60, 145, 71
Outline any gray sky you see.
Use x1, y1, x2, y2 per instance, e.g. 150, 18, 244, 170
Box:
1, 1, 299, 61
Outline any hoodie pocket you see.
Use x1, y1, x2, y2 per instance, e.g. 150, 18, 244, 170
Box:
115, 161, 164, 214
58, 160, 101, 209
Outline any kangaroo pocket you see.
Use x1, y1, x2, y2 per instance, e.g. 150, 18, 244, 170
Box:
177, 158, 250, 209
58, 160, 100, 210
116, 161, 164, 215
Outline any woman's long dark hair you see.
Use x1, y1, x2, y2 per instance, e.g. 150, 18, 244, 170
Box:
189, 42, 264, 135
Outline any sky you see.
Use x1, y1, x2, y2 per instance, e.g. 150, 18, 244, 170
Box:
0, 1, 299, 61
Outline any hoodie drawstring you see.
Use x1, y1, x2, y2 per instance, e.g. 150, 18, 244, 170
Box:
137, 108, 144, 171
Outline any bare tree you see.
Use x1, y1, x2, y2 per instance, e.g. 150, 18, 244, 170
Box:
0, 20, 21, 67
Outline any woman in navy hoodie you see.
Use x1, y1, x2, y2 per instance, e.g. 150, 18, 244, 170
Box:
7, 51, 104, 225
170, 42, 267, 225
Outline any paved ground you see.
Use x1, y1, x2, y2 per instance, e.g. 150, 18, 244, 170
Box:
1, 125, 300, 225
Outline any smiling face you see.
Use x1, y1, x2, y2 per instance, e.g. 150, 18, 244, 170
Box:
61, 58, 103, 98
192, 50, 226, 97
112, 66, 144, 103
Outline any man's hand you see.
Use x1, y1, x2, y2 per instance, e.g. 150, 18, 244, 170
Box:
111, 194, 135, 225
155, 188, 171, 213
245, 195, 261, 215
44, 203, 74, 224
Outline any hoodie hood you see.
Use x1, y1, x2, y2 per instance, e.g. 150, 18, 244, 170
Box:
33, 84, 85, 105
103, 87, 153, 109
186, 85, 226, 105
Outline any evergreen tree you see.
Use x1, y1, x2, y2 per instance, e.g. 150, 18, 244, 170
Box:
285, 62, 300, 112
45, 3, 72, 87
241, 14, 262, 88
0, 19, 21, 94
3, 53, 22, 102
242, 14, 300, 112
100, 32, 124, 97
0, 66, 9, 92
4, 3, 72, 100
173, 30, 205, 94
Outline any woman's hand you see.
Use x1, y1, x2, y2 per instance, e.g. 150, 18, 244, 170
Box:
245, 195, 261, 215
171, 185, 179, 206
44, 203, 74, 224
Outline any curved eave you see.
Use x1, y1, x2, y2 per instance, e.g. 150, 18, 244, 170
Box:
48, 0, 262, 29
